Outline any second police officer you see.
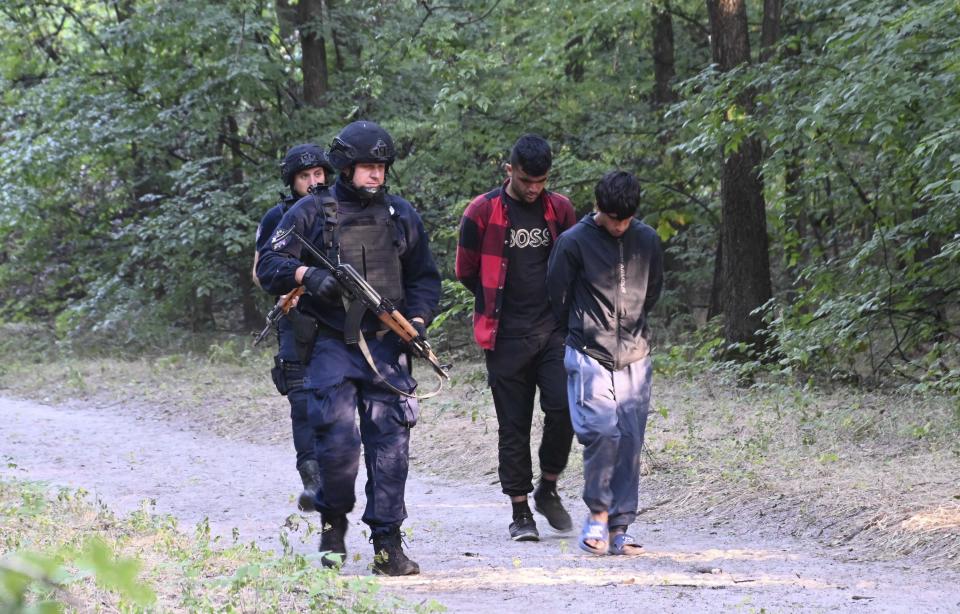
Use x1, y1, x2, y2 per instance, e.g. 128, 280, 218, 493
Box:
256, 121, 441, 576
254, 144, 335, 513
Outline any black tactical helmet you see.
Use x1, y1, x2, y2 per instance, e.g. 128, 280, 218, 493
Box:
280, 143, 335, 187
328, 121, 396, 172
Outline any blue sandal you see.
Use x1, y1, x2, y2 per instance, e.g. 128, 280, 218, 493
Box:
578, 516, 609, 555
608, 533, 643, 555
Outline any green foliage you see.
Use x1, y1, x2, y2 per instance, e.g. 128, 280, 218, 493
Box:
0, 479, 434, 612
0, 485, 155, 612
75, 539, 156, 606
665, 0, 960, 389
0, 0, 957, 390
206, 337, 254, 365
747, 0, 960, 391
430, 280, 472, 330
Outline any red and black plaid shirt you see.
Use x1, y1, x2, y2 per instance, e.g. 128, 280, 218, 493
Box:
455, 180, 576, 350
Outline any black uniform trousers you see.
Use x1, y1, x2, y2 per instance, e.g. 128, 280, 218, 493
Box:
276, 315, 316, 469
484, 329, 574, 496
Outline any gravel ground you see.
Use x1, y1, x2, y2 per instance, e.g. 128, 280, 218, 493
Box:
2, 396, 959, 613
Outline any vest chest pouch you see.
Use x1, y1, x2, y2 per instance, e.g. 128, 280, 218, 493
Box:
336, 205, 404, 303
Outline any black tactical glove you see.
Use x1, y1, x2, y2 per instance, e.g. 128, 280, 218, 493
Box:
302, 268, 341, 305
411, 319, 427, 339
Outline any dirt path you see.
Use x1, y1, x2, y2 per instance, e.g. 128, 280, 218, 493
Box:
2, 396, 958, 613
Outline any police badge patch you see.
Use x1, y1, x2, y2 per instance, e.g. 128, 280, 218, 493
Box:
271, 226, 292, 249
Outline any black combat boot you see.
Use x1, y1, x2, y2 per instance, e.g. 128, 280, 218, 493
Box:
297, 460, 321, 512
319, 514, 348, 569
371, 529, 420, 576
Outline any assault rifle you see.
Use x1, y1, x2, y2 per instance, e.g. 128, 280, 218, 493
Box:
252, 286, 305, 347
288, 228, 449, 383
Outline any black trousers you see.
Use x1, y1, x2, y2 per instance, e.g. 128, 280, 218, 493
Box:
485, 330, 574, 496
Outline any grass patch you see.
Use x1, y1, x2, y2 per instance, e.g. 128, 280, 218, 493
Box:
0, 477, 436, 612
642, 376, 960, 567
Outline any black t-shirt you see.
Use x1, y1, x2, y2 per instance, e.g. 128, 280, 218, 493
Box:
498, 190, 556, 338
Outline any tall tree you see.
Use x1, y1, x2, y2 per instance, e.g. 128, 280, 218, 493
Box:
652, 1, 677, 106
297, 0, 328, 107
706, 0, 772, 350
759, 0, 782, 61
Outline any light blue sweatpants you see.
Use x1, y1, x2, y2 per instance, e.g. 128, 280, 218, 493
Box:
564, 346, 652, 529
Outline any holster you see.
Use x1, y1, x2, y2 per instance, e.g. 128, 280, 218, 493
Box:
287, 310, 320, 365
271, 356, 304, 396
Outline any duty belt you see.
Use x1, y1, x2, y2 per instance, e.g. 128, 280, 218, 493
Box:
314, 322, 387, 341
313, 321, 439, 399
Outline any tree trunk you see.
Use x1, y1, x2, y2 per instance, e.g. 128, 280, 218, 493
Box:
237, 265, 263, 330
708, 240, 723, 320
195, 294, 216, 331
648, 3, 687, 323
784, 148, 805, 285
114, 0, 134, 23
222, 115, 262, 329
564, 35, 585, 82
297, 0, 328, 107
652, 2, 677, 106
129, 140, 153, 206
760, 0, 783, 61
719, 137, 771, 346
706, 0, 773, 350
328, 0, 346, 72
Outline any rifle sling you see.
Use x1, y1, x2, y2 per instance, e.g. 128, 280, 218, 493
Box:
354, 330, 444, 401
313, 316, 444, 401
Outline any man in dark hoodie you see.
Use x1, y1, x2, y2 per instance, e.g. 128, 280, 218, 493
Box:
546, 170, 663, 556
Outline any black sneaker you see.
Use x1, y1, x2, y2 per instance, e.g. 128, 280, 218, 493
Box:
533, 486, 573, 532
509, 513, 540, 541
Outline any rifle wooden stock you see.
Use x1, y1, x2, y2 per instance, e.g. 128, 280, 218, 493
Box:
380, 309, 420, 341
252, 286, 306, 347
280, 286, 305, 313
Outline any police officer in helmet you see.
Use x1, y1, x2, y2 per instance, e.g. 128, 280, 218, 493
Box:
253, 143, 334, 513
256, 121, 441, 576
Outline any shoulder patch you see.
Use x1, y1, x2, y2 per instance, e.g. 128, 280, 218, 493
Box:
271, 226, 292, 249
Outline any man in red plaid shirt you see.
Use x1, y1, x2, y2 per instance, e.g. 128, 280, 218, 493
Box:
455, 134, 577, 541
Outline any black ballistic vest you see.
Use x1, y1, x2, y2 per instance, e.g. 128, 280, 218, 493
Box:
334, 202, 404, 303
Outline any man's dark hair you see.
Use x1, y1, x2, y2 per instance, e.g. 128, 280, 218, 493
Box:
595, 170, 641, 220
509, 134, 552, 176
